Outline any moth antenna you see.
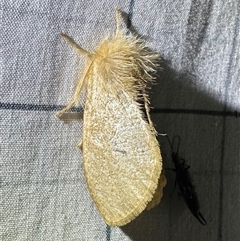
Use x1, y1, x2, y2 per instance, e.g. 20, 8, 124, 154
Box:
61, 33, 92, 58
115, 8, 122, 34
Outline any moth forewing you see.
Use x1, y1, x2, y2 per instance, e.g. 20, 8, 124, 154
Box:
83, 84, 162, 226
57, 9, 164, 226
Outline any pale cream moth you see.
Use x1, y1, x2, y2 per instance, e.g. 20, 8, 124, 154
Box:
56, 8, 166, 226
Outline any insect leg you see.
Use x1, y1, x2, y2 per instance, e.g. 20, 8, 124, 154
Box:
179, 158, 190, 169
196, 212, 207, 225
56, 73, 85, 117
143, 93, 155, 131
172, 135, 180, 153
56, 62, 93, 117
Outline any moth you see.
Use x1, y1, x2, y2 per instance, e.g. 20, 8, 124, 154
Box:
56, 9, 166, 226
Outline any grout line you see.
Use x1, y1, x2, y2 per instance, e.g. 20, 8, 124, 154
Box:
0, 102, 83, 112
1, 102, 239, 117
218, 2, 240, 239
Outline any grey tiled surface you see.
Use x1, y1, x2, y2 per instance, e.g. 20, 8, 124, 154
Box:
1, 0, 240, 240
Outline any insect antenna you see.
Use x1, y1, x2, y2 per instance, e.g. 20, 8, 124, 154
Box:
115, 8, 122, 34
60, 33, 91, 57
171, 135, 181, 154
166, 134, 173, 153
162, 134, 180, 155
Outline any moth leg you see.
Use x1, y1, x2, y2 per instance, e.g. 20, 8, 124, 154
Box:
77, 140, 83, 150
143, 93, 155, 131
56, 73, 87, 117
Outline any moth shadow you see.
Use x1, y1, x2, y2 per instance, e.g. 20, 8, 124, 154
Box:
120, 10, 150, 40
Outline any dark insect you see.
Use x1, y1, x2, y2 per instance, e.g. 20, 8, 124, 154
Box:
165, 135, 207, 225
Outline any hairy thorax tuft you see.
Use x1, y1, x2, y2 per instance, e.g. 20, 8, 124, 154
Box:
92, 32, 158, 95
